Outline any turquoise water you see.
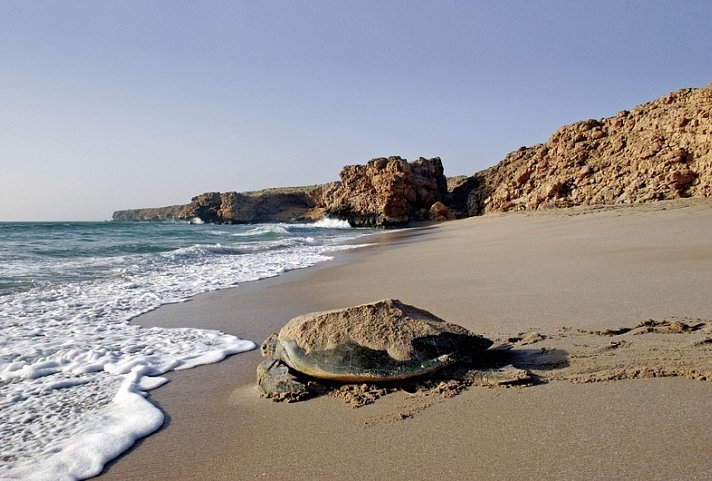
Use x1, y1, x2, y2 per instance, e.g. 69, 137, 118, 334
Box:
0, 219, 369, 480
0, 219, 363, 294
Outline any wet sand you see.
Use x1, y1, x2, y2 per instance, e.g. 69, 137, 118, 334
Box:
97, 199, 712, 481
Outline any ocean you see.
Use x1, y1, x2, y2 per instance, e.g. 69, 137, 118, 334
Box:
0, 219, 371, 480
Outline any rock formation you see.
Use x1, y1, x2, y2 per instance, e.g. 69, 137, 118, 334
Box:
112, 157, 450, 226
112, 205, 185, 222
316, 156, 449, 227
113, 82, 712, 225
178, 192, 222, 223
177, 188, 321, 224
112, 187, 321, 224
452, 82, 712, 215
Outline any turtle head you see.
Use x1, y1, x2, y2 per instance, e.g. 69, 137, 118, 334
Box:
261, 333, 280, 358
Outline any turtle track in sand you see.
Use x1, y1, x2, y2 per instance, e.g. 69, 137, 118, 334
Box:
502, 317, 712, 384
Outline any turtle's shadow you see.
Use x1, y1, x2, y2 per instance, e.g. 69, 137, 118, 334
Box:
474, 345, 570, 381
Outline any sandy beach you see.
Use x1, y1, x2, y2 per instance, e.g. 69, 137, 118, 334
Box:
97, 199, 712, 481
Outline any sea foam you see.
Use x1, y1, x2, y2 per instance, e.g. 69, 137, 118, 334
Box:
0, 222, 370, 480
312, 217, 352, 229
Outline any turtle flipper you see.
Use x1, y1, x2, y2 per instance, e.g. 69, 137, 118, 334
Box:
256, 359, 312, 402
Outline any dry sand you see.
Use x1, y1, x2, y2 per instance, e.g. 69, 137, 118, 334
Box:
97, 199, 712, 481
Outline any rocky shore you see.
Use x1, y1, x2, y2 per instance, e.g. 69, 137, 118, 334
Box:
113, 81, 712, 226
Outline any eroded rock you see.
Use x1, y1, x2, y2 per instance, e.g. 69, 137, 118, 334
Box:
452, 82, 712, 215
317, 156, 449, 227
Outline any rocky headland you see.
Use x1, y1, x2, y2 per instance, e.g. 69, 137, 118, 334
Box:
113, 81, 712, 226
179, 187, 320, 224
315, 156, 451, 226
112, 157, 451, 227
112, 205, 186, 222
451, 82, 712, 216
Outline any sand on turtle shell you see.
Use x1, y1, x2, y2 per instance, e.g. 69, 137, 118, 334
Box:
277, 298, 487, 361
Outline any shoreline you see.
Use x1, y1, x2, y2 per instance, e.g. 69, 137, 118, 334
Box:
98, 199, 712, 481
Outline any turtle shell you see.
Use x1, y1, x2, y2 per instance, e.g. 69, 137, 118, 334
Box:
268, 299, 492, 382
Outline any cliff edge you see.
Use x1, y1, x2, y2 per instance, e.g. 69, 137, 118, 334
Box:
452, 82, 712, 215
315, 156, 449, 227
112, 205, 185, 222
113, 81, 712, 225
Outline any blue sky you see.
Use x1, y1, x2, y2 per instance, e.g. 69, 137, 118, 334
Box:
1, 1, 711, 220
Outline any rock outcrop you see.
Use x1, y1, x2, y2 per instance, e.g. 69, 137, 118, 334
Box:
452, 82, 712, 215
112, 187, 321, 223
112, 156, 449, 226
178, 187, 321, 224
114, 82, 712, 225
112, 205, 186, 222
316, 156, 449, 226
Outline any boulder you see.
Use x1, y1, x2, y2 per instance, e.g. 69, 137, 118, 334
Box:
429, 201, 454, 221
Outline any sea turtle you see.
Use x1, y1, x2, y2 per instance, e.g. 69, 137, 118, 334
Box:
257, 299, 533, 402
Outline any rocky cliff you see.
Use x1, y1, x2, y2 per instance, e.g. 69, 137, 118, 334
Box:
179, 188, 320, 224
112, 157, 450, 226
114, 82, 712, 225
113, 157, 451, 227
112, 205, 185, 222
452, 82, 712, 215
316, 156, 449, 227
112, 187, 321, 224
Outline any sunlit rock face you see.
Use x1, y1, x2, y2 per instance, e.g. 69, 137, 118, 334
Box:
177, 190, 319, 224
317, 156, 449, 227
452, 83, 712, 216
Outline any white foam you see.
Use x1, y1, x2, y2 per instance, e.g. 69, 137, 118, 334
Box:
0, 229, 369, 480
231, 224, 291, 237
0, 321, 255, 481
3, 369, 166, 481
312, 217, 352, 229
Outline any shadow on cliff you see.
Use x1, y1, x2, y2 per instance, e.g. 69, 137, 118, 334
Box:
448, 172, 494, 217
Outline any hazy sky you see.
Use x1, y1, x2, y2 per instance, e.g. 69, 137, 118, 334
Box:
1, 1, 711, 221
